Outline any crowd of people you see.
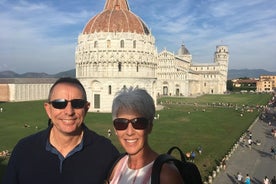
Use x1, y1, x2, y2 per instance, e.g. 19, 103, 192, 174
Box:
234, 172, 276, 184
235, 173, 276, 184
213, 92, 276, 184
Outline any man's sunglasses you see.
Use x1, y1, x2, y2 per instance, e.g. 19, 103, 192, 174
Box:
113, 117, 149, 130
49, 99, 87, 109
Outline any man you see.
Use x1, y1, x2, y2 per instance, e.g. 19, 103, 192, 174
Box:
2, 77, 119, 184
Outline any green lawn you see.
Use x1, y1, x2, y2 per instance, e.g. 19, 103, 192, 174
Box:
0, 93, 272, 181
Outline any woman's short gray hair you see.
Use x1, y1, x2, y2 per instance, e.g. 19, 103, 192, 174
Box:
112, 87, 155, 121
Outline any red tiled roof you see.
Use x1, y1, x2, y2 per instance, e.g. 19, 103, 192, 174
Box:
82, 0, 150, 35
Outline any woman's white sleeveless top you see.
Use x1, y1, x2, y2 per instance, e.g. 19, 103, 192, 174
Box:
110, 155, 153, 184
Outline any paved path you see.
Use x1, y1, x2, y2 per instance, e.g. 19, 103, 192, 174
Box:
213, 114, 276, 184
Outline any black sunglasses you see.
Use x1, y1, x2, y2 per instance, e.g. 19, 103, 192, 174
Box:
113, 117, 149, 130
49, 99, 87, 109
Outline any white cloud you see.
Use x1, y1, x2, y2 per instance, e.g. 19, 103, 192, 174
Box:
0, 0, 275, 73
0, 0, 91, 73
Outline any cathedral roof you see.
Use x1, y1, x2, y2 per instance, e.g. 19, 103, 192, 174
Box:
82, 0, 150, 35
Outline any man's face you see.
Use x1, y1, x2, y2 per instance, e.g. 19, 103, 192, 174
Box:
44, 83, 90, 135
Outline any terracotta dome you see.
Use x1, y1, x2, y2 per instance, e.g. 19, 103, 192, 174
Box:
83, 0, 150, 35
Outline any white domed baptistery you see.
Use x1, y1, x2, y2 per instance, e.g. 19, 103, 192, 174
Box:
76, 0, 158, 112
75, 0, 229, 112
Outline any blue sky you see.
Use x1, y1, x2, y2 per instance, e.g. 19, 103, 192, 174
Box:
0, 0, 275, 74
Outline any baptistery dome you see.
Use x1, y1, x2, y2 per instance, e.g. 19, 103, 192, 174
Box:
83, 0, 150, 35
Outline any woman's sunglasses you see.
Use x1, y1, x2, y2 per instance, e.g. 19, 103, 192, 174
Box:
49, 99, 87, 109
113, 117, 149, 130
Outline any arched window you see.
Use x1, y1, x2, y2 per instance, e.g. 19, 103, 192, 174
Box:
136, 63, 139, 72
120, 40, 124, 48
118, 62, 122, 72
94, 41, 98, 48
133, 40, 136, 48
108, 85, 112, 95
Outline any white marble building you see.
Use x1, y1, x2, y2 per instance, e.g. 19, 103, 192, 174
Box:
0, 0, 229, 112
0, 78, 56, 102
75, 0, 229, 112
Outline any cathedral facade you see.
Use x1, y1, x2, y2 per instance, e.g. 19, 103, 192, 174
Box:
75, 0, 229, 112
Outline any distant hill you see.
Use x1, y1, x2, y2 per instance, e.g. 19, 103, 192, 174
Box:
54, 69, 76, 78
0, 69, 75, 78
0, 69, 276, 80
227, 69, 276, 79
0, 71, 20, 78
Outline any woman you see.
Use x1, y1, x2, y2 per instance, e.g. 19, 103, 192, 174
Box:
108, 87, 183, 184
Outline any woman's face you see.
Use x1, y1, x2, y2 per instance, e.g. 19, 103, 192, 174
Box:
114, 111, 152, 156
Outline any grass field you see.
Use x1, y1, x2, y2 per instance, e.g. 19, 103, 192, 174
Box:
0, 93, 272, 181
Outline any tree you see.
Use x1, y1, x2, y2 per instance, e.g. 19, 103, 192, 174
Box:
227, 80, 233, 91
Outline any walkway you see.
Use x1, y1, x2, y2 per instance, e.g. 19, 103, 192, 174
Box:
213, 112, 276, 183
